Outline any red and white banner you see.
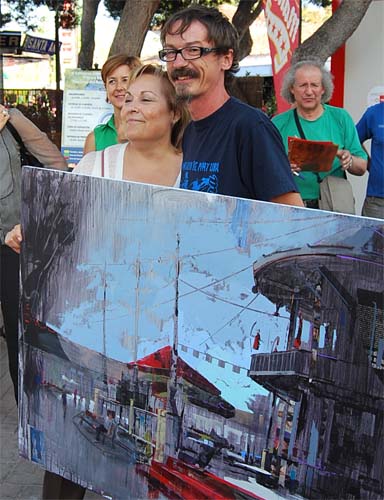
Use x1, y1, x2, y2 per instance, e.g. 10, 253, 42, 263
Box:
264, 0, 300, 113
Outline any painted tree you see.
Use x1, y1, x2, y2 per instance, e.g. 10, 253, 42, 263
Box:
21, 171, 84, 321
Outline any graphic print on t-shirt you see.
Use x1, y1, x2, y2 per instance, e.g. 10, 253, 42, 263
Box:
180, 160, 219, 193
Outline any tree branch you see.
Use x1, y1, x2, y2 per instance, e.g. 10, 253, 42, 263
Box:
78, 0, 101, 69
109, 0, 160, 57
292, 0, 373, 64
232, 0, 264, 61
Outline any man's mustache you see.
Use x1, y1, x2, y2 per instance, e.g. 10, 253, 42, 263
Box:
170, 68, 199, 80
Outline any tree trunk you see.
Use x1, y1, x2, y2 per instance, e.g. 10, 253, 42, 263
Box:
109, 0, 160, 57
232, 0, 263, 61
292, 0, 373, 64
78, 0, 101, 69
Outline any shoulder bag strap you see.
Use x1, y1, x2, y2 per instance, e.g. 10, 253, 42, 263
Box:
293, 109, 306, 139
6, 121, 29, 155
6, 120, 44, 169
101, 149, 105, 177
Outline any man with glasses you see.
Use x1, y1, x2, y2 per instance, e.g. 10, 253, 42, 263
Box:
160, 5, 303, 206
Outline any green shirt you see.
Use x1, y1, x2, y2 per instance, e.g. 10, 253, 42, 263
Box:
272, 104, 367, 200
94, 115, 118, 151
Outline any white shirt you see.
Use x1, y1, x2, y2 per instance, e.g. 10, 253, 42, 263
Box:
74, 143, 181, 186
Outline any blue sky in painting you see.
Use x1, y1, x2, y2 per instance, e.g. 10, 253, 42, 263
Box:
45, 179, 375, 411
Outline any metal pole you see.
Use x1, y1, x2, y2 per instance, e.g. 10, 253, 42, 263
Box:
54, 4, 62, 147
134, 251, 141, 362
369, 301, 377, 363
102, 262, 108, 389
0, 1, 3, 102
55, 7, 61, 91
0, 50, 4, 103
299, 0, 302, 45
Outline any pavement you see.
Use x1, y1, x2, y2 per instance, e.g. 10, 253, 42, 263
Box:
0, 336, 103, 500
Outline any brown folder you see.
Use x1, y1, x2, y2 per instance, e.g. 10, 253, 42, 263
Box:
288, 137, 338, 172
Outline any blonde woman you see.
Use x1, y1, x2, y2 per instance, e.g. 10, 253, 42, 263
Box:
83, 54, 141, 154
76, 64, 189, 188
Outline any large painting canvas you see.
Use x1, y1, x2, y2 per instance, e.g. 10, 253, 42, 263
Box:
19, 167, 383, 500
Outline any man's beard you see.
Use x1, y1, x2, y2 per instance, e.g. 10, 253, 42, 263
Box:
170, 68, 199, 102
175, 87, 194, 104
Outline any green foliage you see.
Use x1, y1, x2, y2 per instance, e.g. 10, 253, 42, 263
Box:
0, 13, 12, 28
102, 0, 124, 20
1, 0, 332, 32
1, 1, 43, 29
1, 0, 79, 30
303, 0, 331, 7
261, 77, 277, 117
152, 0, 223, 28
262, 94, 276, 118
103, 0, 224, 27
101, 0, 331, 34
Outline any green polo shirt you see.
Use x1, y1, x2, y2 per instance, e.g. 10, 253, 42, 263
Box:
94, 115, 118, 151
272, 105, 367, 200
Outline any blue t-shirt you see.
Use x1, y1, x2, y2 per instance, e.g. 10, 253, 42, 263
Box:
180, 97, 297, 201
356, 102, 384, 198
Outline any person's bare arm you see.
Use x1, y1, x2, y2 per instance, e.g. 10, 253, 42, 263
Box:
83, 131, 96, 155
270, 192, 305, 207
347, 155, 367, 176
337, 149, 367, 176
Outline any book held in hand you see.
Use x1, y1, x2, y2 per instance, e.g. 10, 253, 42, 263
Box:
288, 136, 338, 172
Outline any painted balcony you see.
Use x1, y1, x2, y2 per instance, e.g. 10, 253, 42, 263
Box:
249, 350, 382, 410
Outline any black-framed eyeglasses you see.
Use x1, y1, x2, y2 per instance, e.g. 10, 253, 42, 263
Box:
158, 46, 223, 62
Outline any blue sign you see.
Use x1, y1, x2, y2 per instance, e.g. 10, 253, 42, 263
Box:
22, 35, 60, 56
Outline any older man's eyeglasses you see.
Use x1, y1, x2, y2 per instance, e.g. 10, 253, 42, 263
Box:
159, 46, 223, 62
